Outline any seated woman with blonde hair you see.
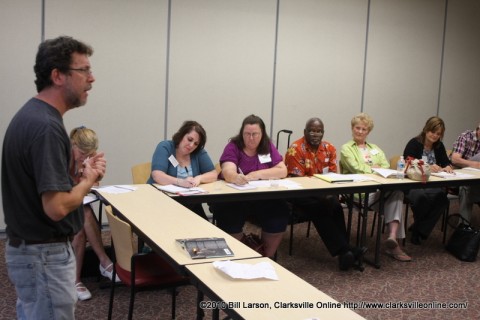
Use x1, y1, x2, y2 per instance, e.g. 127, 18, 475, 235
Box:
340, 113, 411, 262
70, 126, 119, 301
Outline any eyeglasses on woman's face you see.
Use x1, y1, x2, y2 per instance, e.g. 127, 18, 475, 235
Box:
243, 132, 261, 139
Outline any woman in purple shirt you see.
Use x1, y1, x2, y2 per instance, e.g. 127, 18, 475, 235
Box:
210, 114, 289, 258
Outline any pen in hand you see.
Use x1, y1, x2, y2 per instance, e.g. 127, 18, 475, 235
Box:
237, 167, 249, 184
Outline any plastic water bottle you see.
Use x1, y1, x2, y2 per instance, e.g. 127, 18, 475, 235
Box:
396, 156, 405, 179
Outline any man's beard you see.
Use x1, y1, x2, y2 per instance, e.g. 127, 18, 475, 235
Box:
65, 89, 86, 109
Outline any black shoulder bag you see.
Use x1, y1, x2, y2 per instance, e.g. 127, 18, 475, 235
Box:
445, 214, 480, 262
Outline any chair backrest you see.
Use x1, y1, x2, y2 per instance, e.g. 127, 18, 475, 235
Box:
131, 162, 151, 184
389, 155, 401, 170
105, 206, 135, 272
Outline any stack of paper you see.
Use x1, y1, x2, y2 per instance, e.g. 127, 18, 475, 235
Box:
371, 168, 399, 179
155, 184, 207, 195
314, 173, 354, 183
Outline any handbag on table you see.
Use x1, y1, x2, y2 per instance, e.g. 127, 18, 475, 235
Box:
445, 214, 480, 262
404, 157, 431, 183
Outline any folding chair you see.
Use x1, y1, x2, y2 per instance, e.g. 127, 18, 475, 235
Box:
105, 206, 189, 320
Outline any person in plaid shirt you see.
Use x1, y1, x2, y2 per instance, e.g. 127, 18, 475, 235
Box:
451, 123, 480, 221
285, 117, 366, 271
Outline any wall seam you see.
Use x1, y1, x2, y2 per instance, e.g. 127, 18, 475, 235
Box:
41, 0, 45, 41
360, 0, 372, 113
270, 0, 281, 138
437, 0, 449, 115
164, 0, 172, 140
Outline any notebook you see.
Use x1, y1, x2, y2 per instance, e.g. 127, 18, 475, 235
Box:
175, 237, 234, 259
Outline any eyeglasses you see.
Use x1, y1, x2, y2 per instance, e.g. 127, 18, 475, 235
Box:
68, 67, 93, 76
307, 131, 324, 136
243, 132, 261, 138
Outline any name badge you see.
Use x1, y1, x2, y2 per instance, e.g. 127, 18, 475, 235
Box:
370, 149, 379, 155
168, 155, 179, 167
325, 157, 329, 163
258, 154, 272, 164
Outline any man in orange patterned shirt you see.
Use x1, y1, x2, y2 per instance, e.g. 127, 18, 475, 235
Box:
285, 118, 366, 271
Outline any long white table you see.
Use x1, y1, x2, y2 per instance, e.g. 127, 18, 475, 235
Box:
160, 171, 480, 268
96, 184, 366, 320
96, 184, 261, 270
186, 257, 365, 320
362, 168, 480, 267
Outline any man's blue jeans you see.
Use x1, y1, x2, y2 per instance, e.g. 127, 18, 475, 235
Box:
5, 240, 77, 320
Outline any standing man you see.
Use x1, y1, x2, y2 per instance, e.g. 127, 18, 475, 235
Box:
451, 123, 480, 221
284, 117, 365, 271
2, 36, 106, 319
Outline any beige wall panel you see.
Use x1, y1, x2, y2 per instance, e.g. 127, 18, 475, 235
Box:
0, 0, 41, 230
168, 0, 277, 163
2, 1, 480, 231
46, 0, 168, 185
439, 0, 480, 149
274, 0, 368, 155
364, 0, 445, 159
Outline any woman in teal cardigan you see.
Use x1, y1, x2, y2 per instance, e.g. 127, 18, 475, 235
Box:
341, 113, 411, 262
148, 120, 217, 219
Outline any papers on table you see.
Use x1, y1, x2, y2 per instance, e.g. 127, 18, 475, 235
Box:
83, 193, 98, 205
226, 183, 258, 190
92, 185, 137, 194
155, 184, 207, 196
371, 168, 399, 179
314, 173, 374, 183
226, 179, 302, 191
431, 171, 475, 179
314, 173, 353, 183
463, 167, 480, 172
213, 260, 278, 280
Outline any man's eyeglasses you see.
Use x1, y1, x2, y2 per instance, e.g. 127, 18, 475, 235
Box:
68, 67, 93, 76
307, 131, 324, 136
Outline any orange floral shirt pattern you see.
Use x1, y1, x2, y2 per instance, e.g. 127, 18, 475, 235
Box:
284, 136, 337, 177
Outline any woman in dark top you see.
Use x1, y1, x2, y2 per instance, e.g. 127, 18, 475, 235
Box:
403, 116, 454, 245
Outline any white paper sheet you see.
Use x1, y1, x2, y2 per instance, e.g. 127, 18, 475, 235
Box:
227, 179, 302, 190
93, 185, 137, 194
155, 184, 206, 195
213, 260, 279, 280
431, 171, 475, 179
83, 194, 98, 205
